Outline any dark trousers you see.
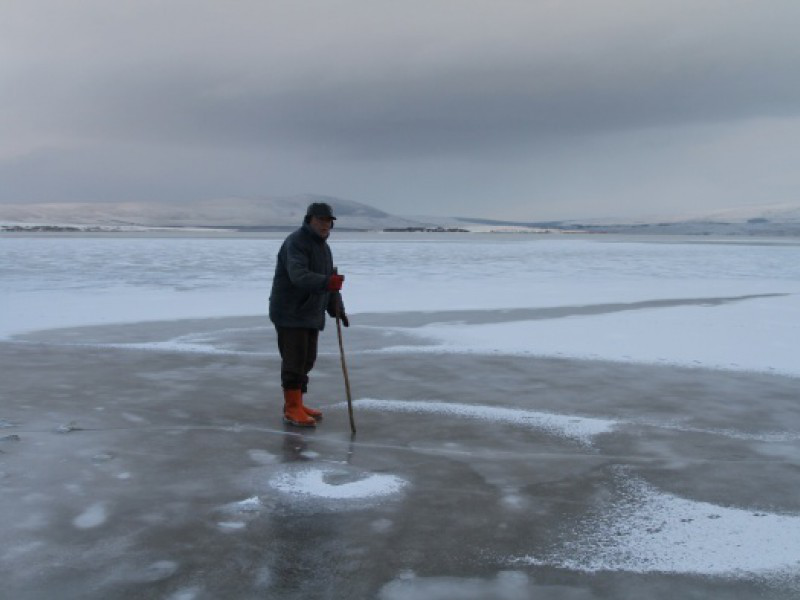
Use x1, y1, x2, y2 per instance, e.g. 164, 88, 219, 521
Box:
276, 327, 319, 392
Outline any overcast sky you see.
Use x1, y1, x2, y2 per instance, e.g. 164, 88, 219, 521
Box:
2, 0, 799, 220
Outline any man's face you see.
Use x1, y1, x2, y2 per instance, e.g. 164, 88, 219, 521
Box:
309, 216, 334, 238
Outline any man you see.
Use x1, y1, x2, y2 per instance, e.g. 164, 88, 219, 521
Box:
269, 202, 349, 427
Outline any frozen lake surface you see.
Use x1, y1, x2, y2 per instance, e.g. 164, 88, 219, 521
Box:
2, 233, 800, 598
4, 232, 800, 375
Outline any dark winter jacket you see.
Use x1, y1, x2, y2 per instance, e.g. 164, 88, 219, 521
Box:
269, 223, 344, 330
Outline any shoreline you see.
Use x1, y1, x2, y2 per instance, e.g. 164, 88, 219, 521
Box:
3, 229, 800, 245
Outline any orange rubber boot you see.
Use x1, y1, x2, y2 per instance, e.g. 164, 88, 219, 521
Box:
283, 389, 316, 427
301, 394, 323, 421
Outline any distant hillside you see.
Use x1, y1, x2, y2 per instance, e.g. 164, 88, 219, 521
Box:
2, 196, 799, 236
442, 203, 800, 236
691, 203, 800, 224
0, 195, 425, 231
548, 202, 800, 236
557, 220, 800, 236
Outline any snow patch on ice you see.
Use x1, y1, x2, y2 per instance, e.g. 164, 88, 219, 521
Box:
57, 421, 81, 433
501, 491, 526, 511
220, 496, 264, 514
121, 412, 146, 424
511, 472, 800, 578
73, 502, 107, 528
269, 466, 407, 500
90, 340, 263, 356
166, 587, 202, 600
371, 518, 394, 533
379, 570, 533, 600
248, 449, 278, 465
346, 398, 617, 445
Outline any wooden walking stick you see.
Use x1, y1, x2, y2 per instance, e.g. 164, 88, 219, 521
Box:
336, 308, 356, 434
334, 269, 356, 434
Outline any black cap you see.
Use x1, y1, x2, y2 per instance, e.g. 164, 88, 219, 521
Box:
305, 202, 337, 220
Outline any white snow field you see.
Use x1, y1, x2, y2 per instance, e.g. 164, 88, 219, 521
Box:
3, 234, 799, 376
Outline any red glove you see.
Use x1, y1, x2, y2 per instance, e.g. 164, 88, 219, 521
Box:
327, 273, 344, 291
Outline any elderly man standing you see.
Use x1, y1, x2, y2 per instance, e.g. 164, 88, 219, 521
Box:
269, 202, 349, 427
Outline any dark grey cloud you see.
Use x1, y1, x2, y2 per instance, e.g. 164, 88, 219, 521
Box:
2, 0, 800, 218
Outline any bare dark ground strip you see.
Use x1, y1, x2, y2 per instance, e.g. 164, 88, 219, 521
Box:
354, 293, 790, 327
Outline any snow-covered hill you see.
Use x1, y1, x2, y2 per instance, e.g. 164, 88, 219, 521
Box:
692, 202, 800, 224
2, 196, 799, 235
0, 195, 425, 230
548, 202, 800, 236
